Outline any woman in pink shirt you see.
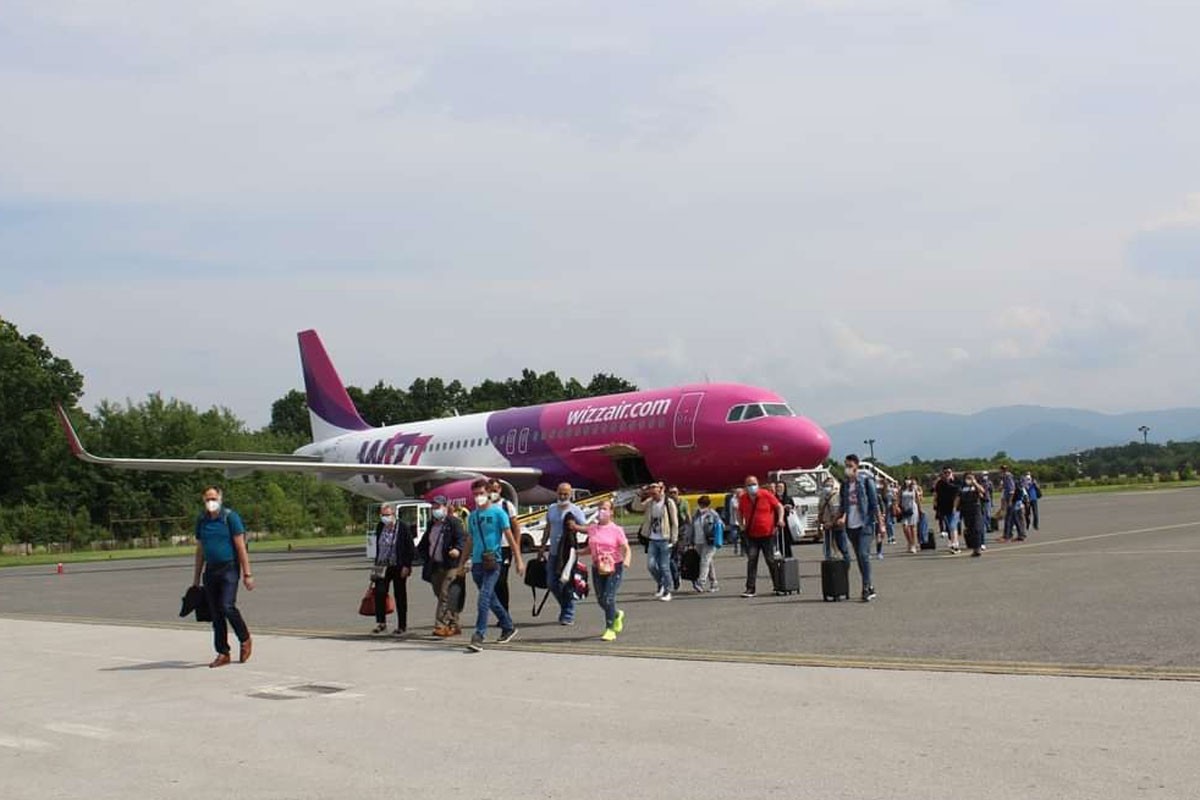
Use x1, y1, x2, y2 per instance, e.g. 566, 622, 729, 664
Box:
587, 499, 632, 642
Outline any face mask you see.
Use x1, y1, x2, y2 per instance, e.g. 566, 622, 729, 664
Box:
474, 494, 489, 507
557, 497, 570, 507
380, 515, 394, 525
746, 484, 758, 495
204, 499, 221, 513
489, 492, 501, 502
597, 509, 612, 524
432, 508, 446, 520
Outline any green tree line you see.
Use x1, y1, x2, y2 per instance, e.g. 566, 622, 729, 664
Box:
0, 317, 635, 551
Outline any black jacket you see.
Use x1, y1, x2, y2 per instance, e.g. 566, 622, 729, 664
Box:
373, 520, 416, 568
417, 515, 465, 570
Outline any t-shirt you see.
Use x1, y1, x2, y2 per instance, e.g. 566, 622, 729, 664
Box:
847, 480, 863, 530
934, 479, 960, 515
546, 503, 586, 551
587, 522, 629, 565
738, 490, 781, 539
468, 505, 510, 559
648, 500, 666, 540
427, 520, 448, 564
958, 484, 982, 518
197, 509, 245, 565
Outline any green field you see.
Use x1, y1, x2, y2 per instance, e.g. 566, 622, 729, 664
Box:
0, 534, 366, 569
1045, 480, 1200, 496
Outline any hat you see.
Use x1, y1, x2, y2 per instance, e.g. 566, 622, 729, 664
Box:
432, 495, 449, 506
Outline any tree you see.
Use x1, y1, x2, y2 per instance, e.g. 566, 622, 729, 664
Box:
586, 373, 638, 396
0, 317, 85, 504
269, 389, 309, 438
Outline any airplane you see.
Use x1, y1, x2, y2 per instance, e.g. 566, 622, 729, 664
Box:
57, 329, 832, 512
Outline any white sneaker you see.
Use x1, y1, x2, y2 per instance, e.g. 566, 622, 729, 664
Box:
660, 593, 672, 602
980, 544, 987, 551
654, 587, 664, 598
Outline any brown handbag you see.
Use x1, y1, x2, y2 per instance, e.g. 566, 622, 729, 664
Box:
358, 585, 396, 616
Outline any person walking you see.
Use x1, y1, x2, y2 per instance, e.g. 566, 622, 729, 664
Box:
587, 499, 632, 641
486, 478, 520, 611
1023, 472, 1042, 531
461, 479, 525, 652
371, 504, 415, 635
690, 495, 725, 593
899, 477, 920, 553
191, 486, 254, 668
667, 486, 690, 591
837, 456, 882, 602
421, 496, 467, 638
957, 471, 987, 557
737, 476, 784, 598
934, 466, 963, 555
632, 483, 679, 602
1000, 465, 1020, 541
724, 488, 744, 556
538, 483, 587, 625
819, 475, 851, 564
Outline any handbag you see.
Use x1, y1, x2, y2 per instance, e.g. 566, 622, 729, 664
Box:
358, 584, 396, 617
596, 551, 616, 576
370, 564, 388, 580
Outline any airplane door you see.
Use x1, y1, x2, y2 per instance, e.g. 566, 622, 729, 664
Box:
518, 428, 530, 455
673, 392, 704, 449
505, 429, 517, 456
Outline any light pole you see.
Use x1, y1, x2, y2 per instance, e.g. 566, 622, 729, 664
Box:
864, 438, 876, 461
1138, 425, 1150, 445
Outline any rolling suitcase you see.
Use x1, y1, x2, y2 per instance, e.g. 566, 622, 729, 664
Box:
772, 528, 801, 596
918, 511, 936, 551
821, 530, 850, 601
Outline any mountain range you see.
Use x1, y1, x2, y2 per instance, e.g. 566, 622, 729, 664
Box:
824, 405, 1200, 463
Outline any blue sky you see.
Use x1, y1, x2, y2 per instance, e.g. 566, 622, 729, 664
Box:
2, 0, 1198, 428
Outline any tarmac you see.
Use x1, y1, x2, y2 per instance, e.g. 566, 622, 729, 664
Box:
2, 488, 1200, 798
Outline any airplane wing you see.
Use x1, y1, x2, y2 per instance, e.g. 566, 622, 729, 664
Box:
55, 406, 542, 487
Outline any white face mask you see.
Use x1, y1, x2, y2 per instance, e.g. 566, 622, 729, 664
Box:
557, 498, 570, 508
204, 499, 221, 513
432, 508, 446, 520
380, 514, 394, 525
474, 494, 489, 507
489, 491, 501, 503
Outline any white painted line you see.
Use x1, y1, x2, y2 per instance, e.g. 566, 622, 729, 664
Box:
44, 722, 117, 741
0, 734, 54, 752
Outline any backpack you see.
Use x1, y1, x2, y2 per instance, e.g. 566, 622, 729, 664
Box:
195, 509, 246, 551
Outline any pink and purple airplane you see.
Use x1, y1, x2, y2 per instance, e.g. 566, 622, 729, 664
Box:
57, 330, 832, 508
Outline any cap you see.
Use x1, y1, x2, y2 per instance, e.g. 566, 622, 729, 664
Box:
432, 495, 448, 506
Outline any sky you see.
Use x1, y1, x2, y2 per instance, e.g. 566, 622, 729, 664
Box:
2, 0, 1198, 429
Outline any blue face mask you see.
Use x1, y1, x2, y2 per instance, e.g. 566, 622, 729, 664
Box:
746, 484, 759, 495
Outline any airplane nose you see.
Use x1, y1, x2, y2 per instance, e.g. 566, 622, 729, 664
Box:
796, 417, 831, 469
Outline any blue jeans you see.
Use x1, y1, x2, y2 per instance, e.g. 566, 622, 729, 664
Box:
823, 528, 851, 564
981, 500, 992, 545
884, 512, 895, 542
941, 510, 961, 537
471, 563, 514, 639
547, 551, 575, 624
592, 563, 624, 628
847, 528, 874, 593
647, 539, 673, 594
203, 562, 249, 655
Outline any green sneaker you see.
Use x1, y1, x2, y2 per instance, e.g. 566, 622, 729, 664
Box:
612, 609, 625, 634
601, 628, 617, 642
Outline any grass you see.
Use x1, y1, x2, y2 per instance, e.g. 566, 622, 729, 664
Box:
0, 533, 366, 569
1045, 480, 1200, 497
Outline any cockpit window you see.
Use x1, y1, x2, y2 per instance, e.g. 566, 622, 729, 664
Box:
726, 405, 745, 422
742, 404, 765, 420
762, 403, 794, 417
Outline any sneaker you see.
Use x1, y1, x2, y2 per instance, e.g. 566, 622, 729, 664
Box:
908, 546, 918, 554
940, 531, 949, 539
876, 552, 884, 561
971, 550, 982, 558
886, 538, 896, 545
863, 587, 877, 602
467, 635, 484, 653
558, 619, 575, 627
980, 544, 987, 551
497, 628, 519, 644
392, 628, 405, 636
709, 584, 720, 593
741, 591, 756, 598
692, 581, 704, 593
654, 587, 665, 599
601, 628, 617, 642
372, 623, 387, 634
660, 593, 672, 602
612, 609, 625, 634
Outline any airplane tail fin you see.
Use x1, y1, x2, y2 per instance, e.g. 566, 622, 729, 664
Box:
297, 330, 371, 442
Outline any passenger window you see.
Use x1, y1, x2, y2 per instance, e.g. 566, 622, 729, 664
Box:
727, 405, 745, 422
743, 404, 765, 420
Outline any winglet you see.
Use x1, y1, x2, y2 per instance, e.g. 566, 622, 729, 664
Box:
55, 405, 96, 463
297, 330, 371, 441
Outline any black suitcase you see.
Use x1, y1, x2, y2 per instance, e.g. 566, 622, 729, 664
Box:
772, 528, 800, 595
680, 548, 701, 581
919, 511, 936, 551
821, 559, 850, 601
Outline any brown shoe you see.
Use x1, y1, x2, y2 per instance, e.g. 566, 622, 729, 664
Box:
209, 653, 231, 668
239, 637, 253, 664
449, 624, 462, 637
432, 625, 451, 637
